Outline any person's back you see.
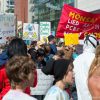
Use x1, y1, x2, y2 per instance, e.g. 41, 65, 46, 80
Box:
73, 51, 95, 100
73, 34, 99, 100
3, 89, 36, 100
0, 37, 28, 99
3, 56, 37, 100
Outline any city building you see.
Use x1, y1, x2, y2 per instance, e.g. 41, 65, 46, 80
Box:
14, 0, 35, 23
0, 0, 14, 13
14, 0, 28, 23
75, 0, 100, 13
33, 0, 75, 32
28, 0, 35, 23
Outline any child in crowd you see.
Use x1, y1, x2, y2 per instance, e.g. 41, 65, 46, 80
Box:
3, 56, 37, 100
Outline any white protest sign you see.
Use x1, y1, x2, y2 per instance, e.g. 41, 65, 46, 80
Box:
23, 23, 39, 41
40, 22, 51, 40
0, 14, 15, 44
30, 69, 54, 95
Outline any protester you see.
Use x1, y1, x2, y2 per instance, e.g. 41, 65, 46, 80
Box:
31, 41, 37, 48
0, 50, 9, 99
88, 45, 100, 100
28, 48, 37, 62
43, 59, 74, 100
48, 35, 57, 55
44, 44, 53, 62
73, 34, 99, 100
37, 41, 45, 50
3, 56, 37, 100
54, 50, 64, 59
7, 37, 28, 58
0, 37, 28, 99
63, 45, 75, 60
36, 48, 46, 68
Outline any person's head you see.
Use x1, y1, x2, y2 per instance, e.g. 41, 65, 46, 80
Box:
31, 41, 37, 48
44, 44, 51, 55
83, 34, 99, 52
48, 35, 56, 44
58, 38, 64, 47
63, 45, 75, 59
43, 59, 74, 85
7, 38, 27, 58
6, 56, 36, 89
36, 48, 45, 61
88, 45, 100, 78
28, 48, 37, 61
55, 50, 64, 59
37, 41, 45, 49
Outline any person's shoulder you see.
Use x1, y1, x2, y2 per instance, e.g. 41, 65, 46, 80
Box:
20, 92, 37, 100
73, 53, 83, 62
46, 86, 61, 95
3, 90, 37, 100
0, 65, 6, 74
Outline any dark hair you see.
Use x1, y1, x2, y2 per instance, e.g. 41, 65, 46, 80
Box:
56, 50, 64, 58
7, 38, 27, 58
28, 48, 37, 61
44, 44, 51, 54
6, 56, 35, 84
42, 59, 71, 82
48, 35, 55, 42
36, 48, 45, 57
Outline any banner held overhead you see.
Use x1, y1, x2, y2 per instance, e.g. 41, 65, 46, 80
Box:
56, 4, 100, 39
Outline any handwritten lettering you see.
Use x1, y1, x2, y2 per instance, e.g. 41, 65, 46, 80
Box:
69, 12, 96, 23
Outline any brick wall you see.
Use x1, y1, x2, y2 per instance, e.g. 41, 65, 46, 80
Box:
14, 0, 28, 23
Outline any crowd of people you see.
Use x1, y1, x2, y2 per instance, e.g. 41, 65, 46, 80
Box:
0, 34, 100, 100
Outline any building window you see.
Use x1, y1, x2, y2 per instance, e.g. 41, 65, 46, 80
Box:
30, 0, 34, 4
30, 6, 34, 12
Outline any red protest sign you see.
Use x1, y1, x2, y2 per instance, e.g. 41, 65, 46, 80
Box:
56, 4, 100, 39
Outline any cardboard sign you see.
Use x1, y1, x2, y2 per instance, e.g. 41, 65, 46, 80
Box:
56, 4, 100, 39
40, 22, 51, 40
30, 69, 54, 95
0, 14, 15, 44
64, 33, 79, 45
23, 23, 39, 41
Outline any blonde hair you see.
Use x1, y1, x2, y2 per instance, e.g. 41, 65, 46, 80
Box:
88, 45, 100, 78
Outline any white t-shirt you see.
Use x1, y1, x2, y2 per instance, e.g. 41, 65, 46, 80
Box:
3, 89, 37, 100
44, 85, 69, 100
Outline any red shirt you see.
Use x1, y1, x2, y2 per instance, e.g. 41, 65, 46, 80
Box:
25, 69, 37, 95
0, 65, 11, 99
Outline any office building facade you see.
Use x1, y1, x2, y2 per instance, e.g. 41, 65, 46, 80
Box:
33, 0, 74, 31
14, 0, 28, 23
0, 0, 14, 13
75, 0, 100, 13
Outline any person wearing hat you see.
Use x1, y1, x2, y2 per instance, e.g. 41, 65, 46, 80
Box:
48, 35, 57, 55
43, 59, 74, 100
73, 34, 99, 100
37, 41, 45, 50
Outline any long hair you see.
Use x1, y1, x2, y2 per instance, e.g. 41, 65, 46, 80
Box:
88, 45, 100, 78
